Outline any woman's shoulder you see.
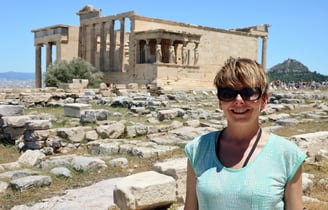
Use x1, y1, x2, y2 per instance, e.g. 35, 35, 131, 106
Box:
186, 131, 219, 146
267, 132, 305, 154
268, 133, 296, 146
185, 131, 219, 153
184, 131, 220, 168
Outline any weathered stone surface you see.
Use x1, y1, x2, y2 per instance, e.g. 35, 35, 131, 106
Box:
71, 156, 107, 172
110, 96, 133, 108
157, 108, 185, 121
0, 169, 38, 180
10, 177, 122, 210
109, 157, 129, 168
184, 119, 201, 127
39, 157, 71, 169
268, 113, 291, 121
153, 158, 187, 202
126, 125, 138, 138
0, 181, 9, 194
0, 162, 21, 172
290, 131, 328, 159
148, 133, 185, 145
25, 120, 51, 130
96, 122, 125, 139
0, 105, 24, 117
56, 127, 85, 143
10, 175, 52, 192
131, 144, 179, 158
80, 109, 109, 124
87, 140, 121, 155
276, 118, 299, 126
64, 103, 91, 118
17, 150, 46, 167
114, 171, 176, 210
50, 167, 72, 178
1, 116, 32, 128
19, 93, 52, 105
302, 173, 314, 192
85, 130, 98, 141
168, 126, 209, 140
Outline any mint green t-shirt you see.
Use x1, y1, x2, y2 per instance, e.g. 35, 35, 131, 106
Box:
185, 131, 306, 210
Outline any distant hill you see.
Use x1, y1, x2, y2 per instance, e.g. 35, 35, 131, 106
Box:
268, 59, 328, 82
0, 71, 35, 80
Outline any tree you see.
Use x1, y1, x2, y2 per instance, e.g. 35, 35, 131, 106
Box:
44, 58, 103, 88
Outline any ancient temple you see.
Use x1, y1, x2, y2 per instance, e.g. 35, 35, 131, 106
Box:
32, 5, 270, 89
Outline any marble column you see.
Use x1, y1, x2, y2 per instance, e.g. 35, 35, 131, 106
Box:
261, 36, 267, 70
35, 45, 42, 88
46, 42, 52, 70
79, 25, 87, 59
144, 40, 150, 63
90, 23, 96, 66
119, 18, 125, 72
100, 22, 106, 71
56, 40, 61, 61
109, 20, 115, 70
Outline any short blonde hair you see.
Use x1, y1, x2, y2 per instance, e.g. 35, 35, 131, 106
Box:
214, 57, 269, 97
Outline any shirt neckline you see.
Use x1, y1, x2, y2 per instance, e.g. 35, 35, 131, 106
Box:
213, 131, 272, 172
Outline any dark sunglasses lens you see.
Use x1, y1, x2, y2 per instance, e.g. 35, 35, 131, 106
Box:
218, 88, 261, 101
240, 88, 261, 100
218, 89, 237, 101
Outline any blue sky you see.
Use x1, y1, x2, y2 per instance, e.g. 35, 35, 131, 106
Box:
1, 0, 327, 76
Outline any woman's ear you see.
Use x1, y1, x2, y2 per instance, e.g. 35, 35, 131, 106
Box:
261, 95, 268, 110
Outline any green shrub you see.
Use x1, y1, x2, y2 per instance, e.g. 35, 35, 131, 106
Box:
44, 57, 103, 88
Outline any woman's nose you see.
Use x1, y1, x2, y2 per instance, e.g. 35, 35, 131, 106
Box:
234, 94, 245, 102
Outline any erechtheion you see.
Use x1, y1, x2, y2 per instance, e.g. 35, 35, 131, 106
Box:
32, 5, 270, 90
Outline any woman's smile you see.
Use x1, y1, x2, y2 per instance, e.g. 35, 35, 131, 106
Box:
230, 108, 250, 114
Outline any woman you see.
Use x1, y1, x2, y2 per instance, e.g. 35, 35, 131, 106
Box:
184, 57, 306, 210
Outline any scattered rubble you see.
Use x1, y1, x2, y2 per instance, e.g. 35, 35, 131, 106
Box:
0, 85, 328, 209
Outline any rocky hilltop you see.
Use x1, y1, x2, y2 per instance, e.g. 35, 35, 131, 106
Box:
269, 58, 310, 74
268, 58, 328, 82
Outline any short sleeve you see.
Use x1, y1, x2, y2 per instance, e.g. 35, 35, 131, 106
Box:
285, 142, 307, 183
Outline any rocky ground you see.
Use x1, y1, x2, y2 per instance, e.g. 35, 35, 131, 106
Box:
0, 85, 328, 210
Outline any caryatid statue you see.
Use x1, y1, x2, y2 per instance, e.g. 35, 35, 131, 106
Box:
169, 46, 176, 63
155, 44, 162, 63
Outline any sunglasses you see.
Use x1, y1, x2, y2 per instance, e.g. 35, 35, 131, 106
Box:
217, 87, 262, 102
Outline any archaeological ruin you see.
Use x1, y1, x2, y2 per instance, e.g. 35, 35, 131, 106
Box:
32, 5, 270, 89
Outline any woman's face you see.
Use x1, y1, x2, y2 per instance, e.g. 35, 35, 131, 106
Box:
218, 87, 268, 126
